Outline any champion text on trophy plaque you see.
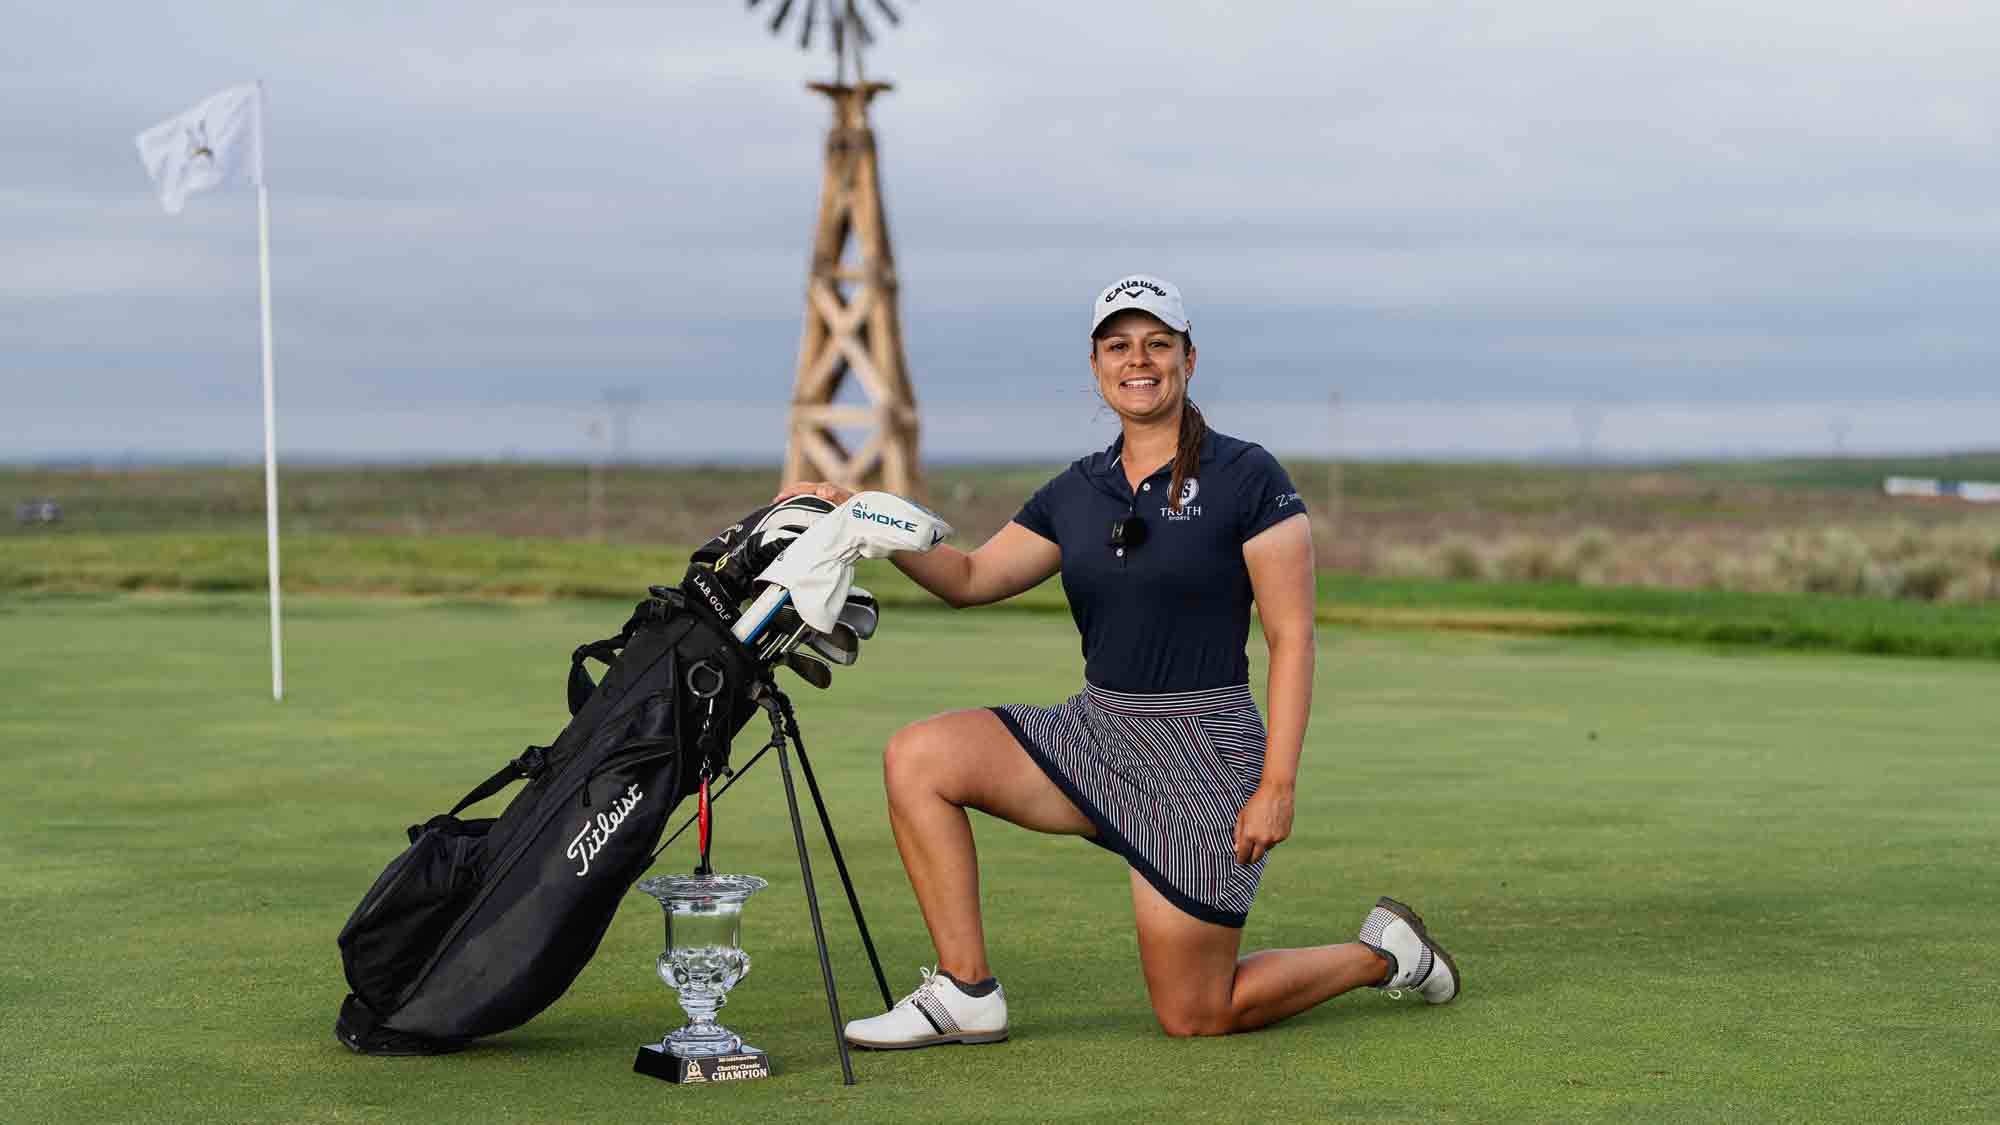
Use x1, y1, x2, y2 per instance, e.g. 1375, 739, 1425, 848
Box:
633, 1044, 771, 1083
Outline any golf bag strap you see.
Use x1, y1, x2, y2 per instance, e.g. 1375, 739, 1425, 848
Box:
567, 634, 629, 715
446, 745, 549, 818
565, 595, 690, 716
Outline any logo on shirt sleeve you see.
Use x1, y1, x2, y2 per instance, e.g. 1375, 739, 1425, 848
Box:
1274, 491, 1301, 508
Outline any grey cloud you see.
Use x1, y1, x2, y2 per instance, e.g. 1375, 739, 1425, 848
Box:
6, 1, 2000, 458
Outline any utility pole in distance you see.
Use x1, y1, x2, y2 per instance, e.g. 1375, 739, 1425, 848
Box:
1325, 391, 1343, 548
1574, 403, 1604, 462
585, 416, 607, 542
604, 387, 641, 463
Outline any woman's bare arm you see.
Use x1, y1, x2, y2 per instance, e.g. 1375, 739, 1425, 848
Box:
893, 522, 1061, 608
1232, 512, 1316, 864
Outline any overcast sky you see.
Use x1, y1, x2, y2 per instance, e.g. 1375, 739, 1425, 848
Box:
6, 1, 1998, 461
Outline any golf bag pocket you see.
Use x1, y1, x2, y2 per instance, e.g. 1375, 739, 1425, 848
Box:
616, 691, 676, 747
337, 815, 492, 1015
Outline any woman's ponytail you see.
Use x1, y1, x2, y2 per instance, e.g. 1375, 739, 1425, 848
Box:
1168, 396, 1206, 512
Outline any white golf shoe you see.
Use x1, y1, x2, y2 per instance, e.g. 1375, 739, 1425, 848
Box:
1357, 896, 1460, 1004
843, 966, 1010, 1049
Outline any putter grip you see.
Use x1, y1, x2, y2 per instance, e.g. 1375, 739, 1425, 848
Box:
733, 586, 792, 643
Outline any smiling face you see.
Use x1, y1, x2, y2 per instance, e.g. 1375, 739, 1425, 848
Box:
1090, 309, 1196, 424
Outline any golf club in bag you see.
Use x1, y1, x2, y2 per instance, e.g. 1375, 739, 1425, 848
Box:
334, 492, 952, 1073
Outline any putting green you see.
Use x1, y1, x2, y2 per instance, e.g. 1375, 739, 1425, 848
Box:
1, 595, 1994, 1122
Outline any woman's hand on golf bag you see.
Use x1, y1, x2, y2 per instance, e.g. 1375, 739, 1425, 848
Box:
773, 481, 854, 507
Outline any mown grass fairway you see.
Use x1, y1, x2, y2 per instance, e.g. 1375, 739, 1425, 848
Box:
13, 535, 2000, 661
2, 596, 1995, 1122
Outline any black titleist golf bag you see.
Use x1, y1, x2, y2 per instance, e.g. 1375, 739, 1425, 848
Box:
335, 500, 834, 1056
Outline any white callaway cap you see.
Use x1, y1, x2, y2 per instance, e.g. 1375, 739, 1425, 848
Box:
1091, 274, 1190, 336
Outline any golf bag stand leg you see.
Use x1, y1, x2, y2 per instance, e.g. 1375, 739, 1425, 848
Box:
776, 737, 858, 1086
780, 699, 895, 1011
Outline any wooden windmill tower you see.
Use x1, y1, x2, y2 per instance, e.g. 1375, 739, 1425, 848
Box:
754, 0, 923, 496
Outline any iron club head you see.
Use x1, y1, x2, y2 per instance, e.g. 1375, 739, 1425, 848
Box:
805, 621, 861, 666
783, 649, 833, 689
838, 586, 878, 640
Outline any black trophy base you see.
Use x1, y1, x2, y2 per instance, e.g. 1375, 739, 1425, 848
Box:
634, 1043, 772, 1084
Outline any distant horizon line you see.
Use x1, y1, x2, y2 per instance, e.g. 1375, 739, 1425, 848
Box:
8, 448, 2000, 471
15, 397, 2000, 466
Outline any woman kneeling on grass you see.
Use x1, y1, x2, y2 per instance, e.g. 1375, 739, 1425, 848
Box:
777, 275, 1459, 1045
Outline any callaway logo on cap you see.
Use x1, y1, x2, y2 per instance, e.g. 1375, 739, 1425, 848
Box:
1091, 273, 1190, 335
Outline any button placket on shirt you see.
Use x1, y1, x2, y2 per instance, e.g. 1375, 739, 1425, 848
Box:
1120, 478, 1136, 566
1122, 476, 1168, 561
1094, 456, 1145, 568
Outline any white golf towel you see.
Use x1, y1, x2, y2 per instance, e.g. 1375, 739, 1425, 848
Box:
756, 492, 953, 631
136, 83, 264, 214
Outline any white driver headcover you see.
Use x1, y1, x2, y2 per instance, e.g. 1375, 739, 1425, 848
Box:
754, 492, 953, 631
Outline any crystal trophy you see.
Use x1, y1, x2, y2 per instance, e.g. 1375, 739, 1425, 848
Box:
632, 873, 772, 1083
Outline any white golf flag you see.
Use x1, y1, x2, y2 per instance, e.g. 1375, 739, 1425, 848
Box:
133, 81, 286, 701
135, 83, 264, 214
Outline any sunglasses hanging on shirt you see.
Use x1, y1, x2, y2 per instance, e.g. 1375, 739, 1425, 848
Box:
1108, 515, 1148, 552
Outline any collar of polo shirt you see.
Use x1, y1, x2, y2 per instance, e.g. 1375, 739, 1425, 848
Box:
1093, 431, 1219, 479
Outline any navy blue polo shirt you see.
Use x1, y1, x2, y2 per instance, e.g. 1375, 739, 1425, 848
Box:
1012, 430, 1307, 694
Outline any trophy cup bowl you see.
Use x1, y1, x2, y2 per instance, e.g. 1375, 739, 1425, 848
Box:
633, 873, 772, 1084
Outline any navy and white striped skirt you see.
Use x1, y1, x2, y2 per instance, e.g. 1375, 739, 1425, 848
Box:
992, 681, 1267, 928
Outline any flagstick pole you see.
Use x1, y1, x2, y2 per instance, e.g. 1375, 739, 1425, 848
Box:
257, 180, 284, 702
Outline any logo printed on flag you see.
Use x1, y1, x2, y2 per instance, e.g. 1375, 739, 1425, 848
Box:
135, 83, 264, 214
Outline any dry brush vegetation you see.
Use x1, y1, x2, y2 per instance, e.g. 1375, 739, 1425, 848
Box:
1311, 464, 2000, 604
7, 456, 2000, 603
